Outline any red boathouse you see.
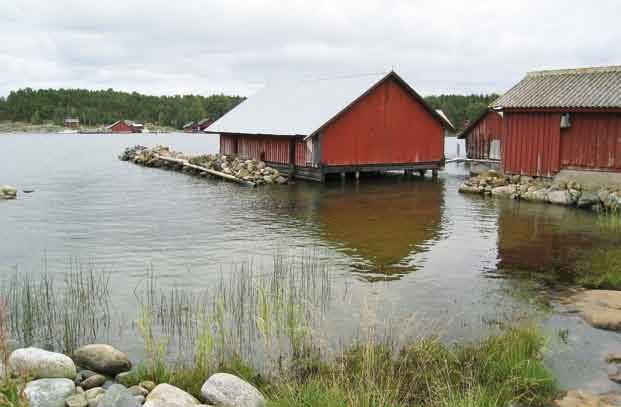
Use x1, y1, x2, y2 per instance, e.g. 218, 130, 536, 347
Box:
106, 120, 144, 134
458, 109, 503, 161
491, 65, 621, 177
206, 71, 453, 182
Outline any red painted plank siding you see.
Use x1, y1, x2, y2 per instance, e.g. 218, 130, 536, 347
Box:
221, 134, 291, 164
560, 112, 621, 171
295, 139, 314, 166
320, 78, 444, 166
464, 111, 503, 160
220, 133, 237, 155
502, 112, 561, 177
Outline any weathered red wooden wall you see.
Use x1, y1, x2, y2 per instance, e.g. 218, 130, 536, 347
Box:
220, 134, 314, 167
560, 112, 621, 171
320, 77, 444, 166
295, 139, 313, 166
502, 112, 561, 176
465, 111, 503, 160
220, 133, 237, 155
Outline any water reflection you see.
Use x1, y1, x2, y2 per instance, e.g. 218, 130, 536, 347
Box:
495, 200, 620, 281
315, 177, 445, 281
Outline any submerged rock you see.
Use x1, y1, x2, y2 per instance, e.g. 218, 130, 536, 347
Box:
9, 347, 76, 379
24, 378, 75, 407
555, 389, 621, 406
571, 290, 621, 331
201, 373, 266, 407
577, 191, 600, 208
73, 344, 132, 375
144, 383, 200, 407
1, 185, 17, 199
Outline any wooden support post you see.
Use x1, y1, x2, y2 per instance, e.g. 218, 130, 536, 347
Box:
288, 139, 296, 179
432, 168, 438, 178
418, 170, 426, 177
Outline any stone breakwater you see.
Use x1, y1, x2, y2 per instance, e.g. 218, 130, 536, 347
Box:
119, 145, 288, 186
459, 171, 621, 213
1, 344, 266, 407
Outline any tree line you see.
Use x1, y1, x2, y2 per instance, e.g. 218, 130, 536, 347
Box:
0, 87, 498, 131
0, 88, 245, 129
424, 94, 500, 131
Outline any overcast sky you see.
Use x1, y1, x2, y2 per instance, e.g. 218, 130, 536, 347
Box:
1, 0, 619, 98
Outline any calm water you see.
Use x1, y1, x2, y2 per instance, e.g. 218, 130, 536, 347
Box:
1, 133, 620, 392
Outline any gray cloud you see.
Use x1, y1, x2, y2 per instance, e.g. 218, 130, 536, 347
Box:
1, 0, 619, 97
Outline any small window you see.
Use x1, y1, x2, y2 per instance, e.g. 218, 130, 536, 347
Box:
560, 113, 571, 129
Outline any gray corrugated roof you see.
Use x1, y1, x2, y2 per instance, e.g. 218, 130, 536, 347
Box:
207, 71, 446, 137
491, 65, 621, 109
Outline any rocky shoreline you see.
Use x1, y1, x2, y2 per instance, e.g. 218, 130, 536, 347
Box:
459, 171, 621, 213
119, 145, 288, 186
2, 344, 265, 407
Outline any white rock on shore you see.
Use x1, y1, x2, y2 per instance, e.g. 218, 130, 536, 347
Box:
8, 347, 77, 379
144, 383, 200, 407
201, 373, 266, 407
24, 378, 75, 407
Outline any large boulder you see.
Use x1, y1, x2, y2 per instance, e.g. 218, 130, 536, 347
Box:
98, 384, 141, 407
24, 378, 75, 407
201, 373, 266, 407
144, 383, 200, 407
491, 185, 517, 198
8, 347, 76, 379
547, 190, 573, 205
73, 344, 132, 375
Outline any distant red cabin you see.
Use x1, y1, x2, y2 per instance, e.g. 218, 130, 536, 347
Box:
492, 66, 621, 177
183, 118, 214, 133
458, 109, 503, 161
208, 71, 452, 182
107, 120, 143, 134
64, 118, 80, 129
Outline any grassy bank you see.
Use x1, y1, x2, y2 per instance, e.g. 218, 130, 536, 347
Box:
0, 255, 558, 406
117, 323, 557, 407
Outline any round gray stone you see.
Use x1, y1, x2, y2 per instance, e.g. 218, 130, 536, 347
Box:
24, 378, 75, 407
201, 373, 265, 407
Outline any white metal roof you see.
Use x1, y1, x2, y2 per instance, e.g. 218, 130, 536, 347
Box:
207, 71, 446, 137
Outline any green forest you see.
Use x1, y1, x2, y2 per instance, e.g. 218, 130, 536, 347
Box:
425, 94, 500, 130
0, 88, 498, 131
0, 88, 245, 129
